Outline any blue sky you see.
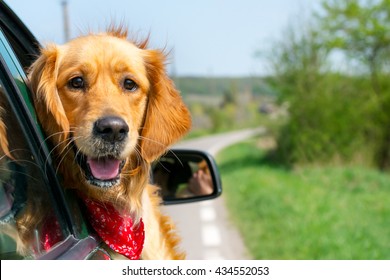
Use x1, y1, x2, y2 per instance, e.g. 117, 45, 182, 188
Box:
7, 0, 321, 77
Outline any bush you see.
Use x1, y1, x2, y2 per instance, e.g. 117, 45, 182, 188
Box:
275, 74, 377, 167
264, 14, 390, 169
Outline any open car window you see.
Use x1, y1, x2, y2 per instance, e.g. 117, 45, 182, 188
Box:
0, 23, 106, 259
0, 76, 70, 259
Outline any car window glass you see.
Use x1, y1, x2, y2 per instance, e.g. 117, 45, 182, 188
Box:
0, 80, 69, 259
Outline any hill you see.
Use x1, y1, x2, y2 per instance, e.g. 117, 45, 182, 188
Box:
172, 76, 276, 97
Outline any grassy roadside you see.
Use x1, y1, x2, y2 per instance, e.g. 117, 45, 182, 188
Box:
216, 138, 390, 259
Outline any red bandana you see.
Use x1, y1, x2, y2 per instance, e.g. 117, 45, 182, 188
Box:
82, 198, 145, 260
41, 218, 63, 252
39, 197, 144, 259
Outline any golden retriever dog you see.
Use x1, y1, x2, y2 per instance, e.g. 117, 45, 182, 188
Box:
23, 26, 191, 259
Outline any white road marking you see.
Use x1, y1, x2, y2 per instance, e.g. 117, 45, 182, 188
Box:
201, 224, 221, 247
199, 200, 223, 259
200, 204, 217, 222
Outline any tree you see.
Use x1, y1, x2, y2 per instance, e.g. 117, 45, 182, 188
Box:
319, 0, 390, 96
264, 20, 338, 165
319, 0, 390, 169
267, 21, 328, 102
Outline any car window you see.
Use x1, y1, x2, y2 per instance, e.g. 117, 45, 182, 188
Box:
0, 24, 106, 259
0, 76, 70, 259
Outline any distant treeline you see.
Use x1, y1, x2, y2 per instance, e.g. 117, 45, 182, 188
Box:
173, 76, 276, 97
173, 76, 274, 135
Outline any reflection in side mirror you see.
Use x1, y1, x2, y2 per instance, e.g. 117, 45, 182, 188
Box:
152, 149, 222, 205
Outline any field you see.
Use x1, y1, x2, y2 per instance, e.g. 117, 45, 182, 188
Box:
217, 138, 390, 259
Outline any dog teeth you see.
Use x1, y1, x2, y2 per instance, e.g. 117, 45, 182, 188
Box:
87, 178, 120, 188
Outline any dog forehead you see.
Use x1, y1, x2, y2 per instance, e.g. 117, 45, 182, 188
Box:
63, 34, 147, 74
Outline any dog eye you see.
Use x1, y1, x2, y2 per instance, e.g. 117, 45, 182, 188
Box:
68, 77, 85, 90
123, 79, 138, 92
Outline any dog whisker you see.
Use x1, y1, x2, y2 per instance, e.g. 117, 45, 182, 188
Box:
70, 146, 87, 181
0, 148, 42, 169
44, 131, 76, 175
165, 149, 184, 168
54, 136, 83, 176
0, 165, 41, 183
44, 130, 75, 158
137, 136, 184, 168
137, 136, 165, 149
39, 130, 74, 151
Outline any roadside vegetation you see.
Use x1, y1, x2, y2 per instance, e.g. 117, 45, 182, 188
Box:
217, 139, 390, 259
264, 0, 390, 169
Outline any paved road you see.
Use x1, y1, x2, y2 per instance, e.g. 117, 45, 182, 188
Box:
173, 127, 266, 156
162, 127, 265, 259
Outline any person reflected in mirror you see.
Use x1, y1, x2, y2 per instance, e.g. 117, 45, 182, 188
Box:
187, 169, 213, 195
153, 158, 214, 199
177, 160, 213, 198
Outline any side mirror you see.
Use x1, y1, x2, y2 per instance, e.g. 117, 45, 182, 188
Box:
151, 149, 222, 205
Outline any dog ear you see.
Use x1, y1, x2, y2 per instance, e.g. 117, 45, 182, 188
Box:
140, 50, 191, 162
28, 45, 70, 142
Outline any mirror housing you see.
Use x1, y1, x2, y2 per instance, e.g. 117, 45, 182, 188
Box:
151, 149, 222, 205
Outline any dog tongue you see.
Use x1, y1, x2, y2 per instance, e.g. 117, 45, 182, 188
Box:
87, 157, 121, 180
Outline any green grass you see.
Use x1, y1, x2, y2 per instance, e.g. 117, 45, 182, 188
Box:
217, 139, 390, 259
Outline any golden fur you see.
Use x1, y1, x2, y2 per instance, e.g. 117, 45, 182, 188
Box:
0, 108, 11, 159
1, 27, 190, 259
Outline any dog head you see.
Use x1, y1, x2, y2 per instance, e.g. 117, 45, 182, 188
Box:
28, 29, 191, 194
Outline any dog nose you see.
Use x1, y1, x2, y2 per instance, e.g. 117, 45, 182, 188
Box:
93, 116, 129, 142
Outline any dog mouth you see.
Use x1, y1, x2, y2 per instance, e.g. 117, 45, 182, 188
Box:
75, 151, 126, 188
